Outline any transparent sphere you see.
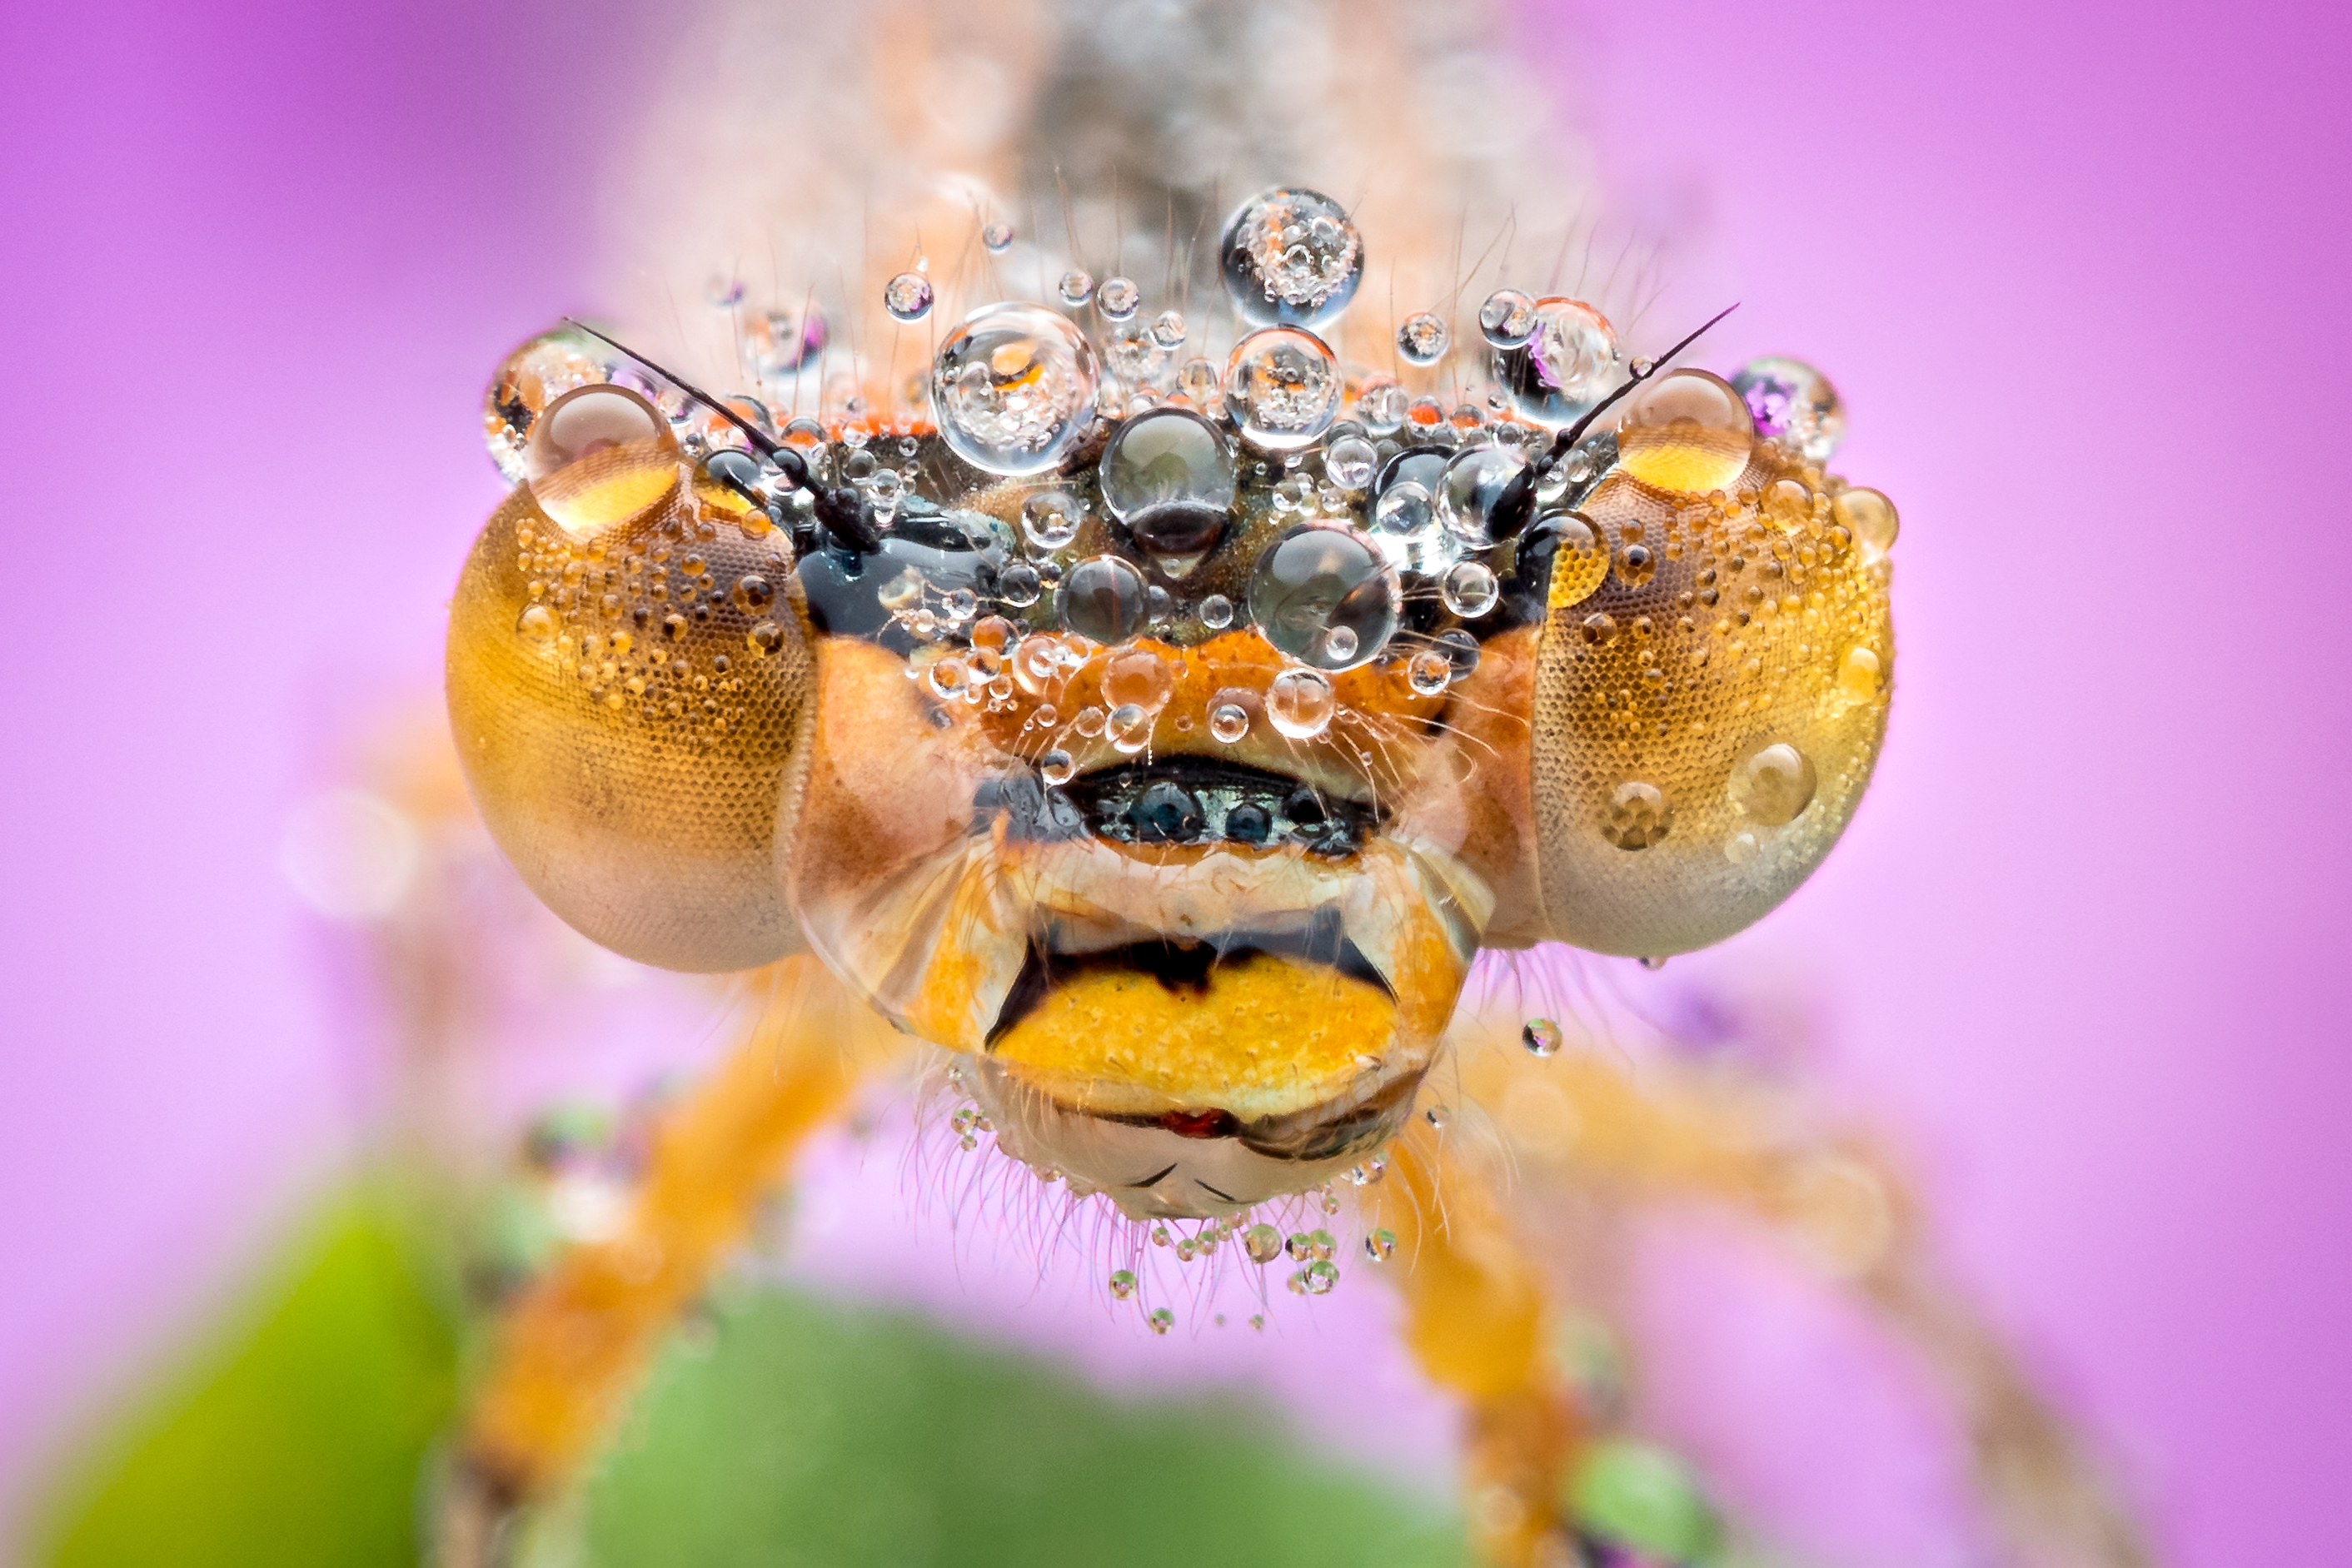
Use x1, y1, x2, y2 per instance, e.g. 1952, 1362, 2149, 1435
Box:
1323, 436, 1377, 490
1020, 489, 1082, 550
1057, 554, 1152, 644
1150, 310, 1188, 349
1103, 317, 1175, 391
1732, 356, 1846, 464
1834, 486, 1900, 565
1355, 378, 1408, 435
1059, 270, 1095, 307
931, 302, 1101, 475
525, 383, 680, 539
1440, 559, 1500, 619
982, 222, 1014, 253
1224, 326, 1341, 450
1435, 445, 1528, 546
883, 271, 934, 323
1218, 187, 1364, 328
1096, 276, 1142, 321
1494, 296, 1620, 427
1248, 525, 1400, 672
1478, 289, 1538, 349
1727, 740, 1818, 826
1265, 668, 1337, 739
1397, 311, 1448, 366
1099, 409, 1235, 560
485, 326, 609, 482
1616, 368, 1755, 495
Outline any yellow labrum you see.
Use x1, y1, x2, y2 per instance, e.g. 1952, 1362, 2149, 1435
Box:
989, 952, 1397, 1119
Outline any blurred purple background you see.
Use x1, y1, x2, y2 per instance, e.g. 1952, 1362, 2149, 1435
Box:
2, 2, 2346, 1564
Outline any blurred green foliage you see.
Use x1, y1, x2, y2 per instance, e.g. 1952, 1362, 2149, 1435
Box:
30, 1195, 1467, 1568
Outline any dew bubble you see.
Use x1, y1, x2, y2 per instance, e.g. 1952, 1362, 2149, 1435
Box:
1838, 645, 1884, 698
1522, 1018, 1563, 1057
1243, 1223, 1283, 1264
1478, 288, 1538, 348
1218, 186, 1364, 327
1355, 378, 1408, 435
1108, 703, 1152, 753
1733, 356, 1845, 463
1149, 1307, 1174, 1334
746, 619, 786, 656
1526, 510, 1610, 608
516, 603, 557, 643
748, 307, 827, 380
1601, 780, 1672, 849
1364, 1227, 1397, 1262
1833, 487, 1900, 565
1103, 646, 1176, 712
1039, 749, 1076, 786
1058, 269, 1095, 307
932, 302, 1100, 475
1074, 705, 1107, 738
1435, 445, 1528, 546
1057, 554, 1151, 643
1021, 489, 1083, 550
1397, 311, 1449, 365
927, 657, 970, 699
1728, 741, 1818, 825
1407, 648, 1453, 696
1224, 327, 1342, 450
1099, 409, 1234, 560
942, 586, 979, 621
1198, 593, 1234, 630
1617, 368, 1755, 494
1248, 525, 1400, 671
1177, 357, 1221, 404
1441, 560, 1500, 618
1094, 276, 1141, 321
1150, 310, 1188, 349
1208, 702, 1251, 744
1321, 625, 1359, 663
1302, 1259, 1340, 1295
1109, 1268, 1137, 1299
1495, 297, 1620, 427
1266, 668, 1337, 739
1323, 436, 1377, 490
486, 326, 607, 482
1725, 830, 1760, 865
998, 561, 1043, 607
525, 383, 681, 540
981, 221, 1015, 253
730, 573, 775, 614
883, 271, 934, 322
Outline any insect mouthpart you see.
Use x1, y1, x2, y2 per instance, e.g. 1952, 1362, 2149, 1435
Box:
974, 755, 1380, 856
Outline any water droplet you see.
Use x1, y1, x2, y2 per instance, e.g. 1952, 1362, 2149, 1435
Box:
1526, 510, 1610, 608
1224, 326, 1342, 450
1601, 780, 1672, 849
1733, 356, 1845, 463
1057, 554, 1151, 644
730, 574, 774, 614
485, 326, 608, 482
1094, 275, 1142, 321
883, 271, 934, 322
1099, 409, 1235, 561
1364, 1227, 1397, 1262
1174, 1236, 1198, 1262
748, 307, 827, 379
1355, 378, 1408, 434
1021, 489, 1082, 550
1397, 311, 1449, 365
1523, 1018, 1563, 1057
999, 561, 1043, 607
1616, 369, 1756, 494
746, 619, 786, 656
1148, 1307, 1174, 1334
1265, 668, 1337, 739
1219, 187, 1364, 327
1425, 1104, 1451, 1130
1638, 954, 1670, 971
1198, 593, 1234, 630
1103, 647, 1176, 712
1176, 357, 1221, 406
1323, 436, 1377, 491
1727, 741, 1818, 825
1478, 288, 1538, 348
516, 603, 557, 643
1035, 749, 1077, 787
981, 220, 1014, 253
1108, 1268, 1137, 1299
525, 383, 681, 539
1105, 703, 1151, 754
927, 657, 970, 699
1058, 269, 1095, 307
1838, 645, 1883, 698
1208, 702, 1250, 744
1303, 1259, 1339, 1295
1580, 611, 1619, 646
931, 302, 1100, 475
1319, 625, 1358, 662
1834, 487, 1899, 564
1248, 525, 1400, 671
1432, 444, 1529, 547
1441, 560, 1500, 618
1495, 297, 1620, 427
1149, 310, 1188, 349
1407, 649, 1453, 695
1367, 479, 1449, 573
943, 587, 979, 621
1725, 830, 1760, 865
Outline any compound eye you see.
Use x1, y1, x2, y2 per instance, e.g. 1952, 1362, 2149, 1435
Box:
1526, 391, 1893, 957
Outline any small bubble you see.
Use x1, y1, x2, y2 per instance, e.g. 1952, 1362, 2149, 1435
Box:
1581, 612, 1619, 646
1834, 487, 1900, 564
1095, 276, 1142, 321
1150, 310, 1187, 348
1523, 1018, 1563, 1057
1208, 702, 1250, 744
1441, 560, 1500, 618
1303, 1260, 1339, 1295
1733, 356, 1845, 463
1616, 542, 1656, 588
1177, 356, 1221, 403
1021, 489, 1082, 550
927, 658, 969, 699
1148, 1307, 1174, 1335
1265, 668, 1337, 739
1058, 554, 1151, 643
1039, 749, 1076, 786
746, 619, 785, 656
943, 587, 979, 621
1243, 1223, 1283, 1264
1727, 741, 1818, 825
516, 604, 557, 643
981, 221, 1014, 253
1174, 1237, 1198, 1262
999, 562, 1043, 607
1496, 297, 1620, 427
1150, 1223, 1172, 1247
1059, 269, 1095, 307
1109, 1268, 1137, 1299
1074, 705, 1107, 738
1601, 780, 1673, 849
1224, 326, 1342, 450
1199, 593, 1234, 630
1309, 1228, 1336, 1260
1725, 829, 1761, 865
1355, 377, 1408, 434
1285, 1232, 1313, 1262
1407, 649, 1453, 696
1478, 288, 1538, 348
1108, 702, 1152, 753
1323, 435, 1377, 490
1364, 1227, 1397, 1262
883, 271, 934, 322
1435, 445, 1528, 546
1397, 311, 1449, 365
1425, 1104, 1451, 1130
1639, 954, 1670, 971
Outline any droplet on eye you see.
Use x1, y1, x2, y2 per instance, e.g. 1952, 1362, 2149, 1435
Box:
1248, 525, 1399, 671
931, 302, 1100, 475
1265, 668, 1336, 739
1833, 487, 1900, 565
485, 326, 606, 482
1397, 311, 1449, 365
1600, 780, 1672, 849
1224, 326, 1341, 450
1218, 186, 1363, 328
1733, 356, 1846, 464
1727, 741, 1818, 826
1208, 701, 1250, 744
1494, 297, 1619, 426
1615, 368, 1756, 494
524, 383, 680, 540
1523, 510, 1609, 609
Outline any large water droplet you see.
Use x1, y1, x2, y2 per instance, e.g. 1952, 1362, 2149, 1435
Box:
1727, 741, 1818, 826
1248, 525, 1399, 671
1397, 311, 1448, 365
931, 302, 1100, 475
1833, 487, 1900, 565
1526, 510, 1611, 609
1368, 478, 1453, 574
883, 271, 934, 322
1099, 409, 1234, 562
1495, 297, 1619, 427
1435, 445, 1528, 546
486, 326, 607, 482
1218, 187, 1364, 328
525, 383, 681, 540
1733, 356, 1846, 463
1266, 668, 1337, 739
1057, 554, 1151, 644
1616, 368, 1755, 494
1224, 327, 1341, 450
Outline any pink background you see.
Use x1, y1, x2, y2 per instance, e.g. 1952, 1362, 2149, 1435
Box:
3, 2, 2347, 1565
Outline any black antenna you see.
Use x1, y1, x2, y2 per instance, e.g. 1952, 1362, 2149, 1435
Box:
563, 317, 785, 461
